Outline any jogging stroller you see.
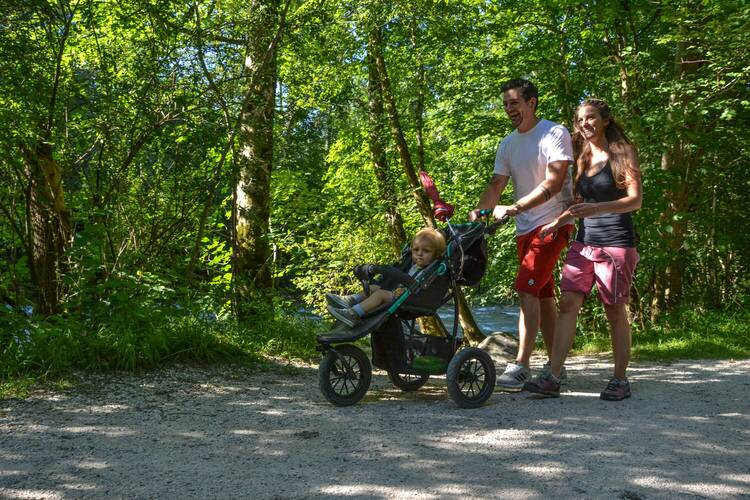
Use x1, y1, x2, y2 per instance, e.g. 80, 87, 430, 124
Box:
317, 176, 508, 408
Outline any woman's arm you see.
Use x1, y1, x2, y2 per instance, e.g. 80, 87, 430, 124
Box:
539, 207, 576, 237
569, 147, 642, 218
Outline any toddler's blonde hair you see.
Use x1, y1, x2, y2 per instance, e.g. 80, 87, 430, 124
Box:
412, 228, 446, 258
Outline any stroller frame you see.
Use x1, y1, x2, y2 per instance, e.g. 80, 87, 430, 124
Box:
317, 215, 508, 408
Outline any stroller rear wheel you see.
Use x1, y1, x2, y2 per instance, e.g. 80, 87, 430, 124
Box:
318, 344, 372, 406
387, 371, 429, 392
446, 347, 496, 408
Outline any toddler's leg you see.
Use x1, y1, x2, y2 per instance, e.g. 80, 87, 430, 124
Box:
325, 292, 364, 308
355, 289, 394, 316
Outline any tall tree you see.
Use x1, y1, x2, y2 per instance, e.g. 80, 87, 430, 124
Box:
6, 2, 76, 314
367, 27, 407, 257
233, 0, 290, 317
370, 24, 436, 228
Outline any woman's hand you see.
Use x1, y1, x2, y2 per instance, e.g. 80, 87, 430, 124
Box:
568, 203, 597, 218
539, 221, 558, 238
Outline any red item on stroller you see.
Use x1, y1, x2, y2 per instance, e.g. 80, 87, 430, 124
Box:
419, 171, 454, 221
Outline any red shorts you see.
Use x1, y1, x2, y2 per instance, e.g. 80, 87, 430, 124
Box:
560, 241, 640, 305
515, 224, 574, 298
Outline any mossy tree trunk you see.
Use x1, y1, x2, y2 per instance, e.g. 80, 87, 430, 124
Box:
370, 22, 485, 343
18, 6, 74, 315
233, 0, 286, 319
21, 140, 72, 315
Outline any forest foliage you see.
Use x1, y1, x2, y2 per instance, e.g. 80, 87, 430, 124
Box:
1, 0, 749, 377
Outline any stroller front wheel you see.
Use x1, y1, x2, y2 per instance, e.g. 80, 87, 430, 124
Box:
387, 371, 429, 392
318, 344, 372, 406
446, 347, 496, 408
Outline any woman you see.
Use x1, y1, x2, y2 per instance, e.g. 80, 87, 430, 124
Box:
524, 98, 642, 401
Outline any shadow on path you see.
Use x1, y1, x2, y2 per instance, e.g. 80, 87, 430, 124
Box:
1, 358, 748, 499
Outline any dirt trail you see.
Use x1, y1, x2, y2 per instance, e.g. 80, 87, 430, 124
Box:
1, 356, 749, 499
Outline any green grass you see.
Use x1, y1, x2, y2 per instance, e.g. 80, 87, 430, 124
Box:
572, 308, 750, 361
5, 299, 747, 400
1, 301, 325, 399
0, 376, 36, 399
0, 376, 75, 400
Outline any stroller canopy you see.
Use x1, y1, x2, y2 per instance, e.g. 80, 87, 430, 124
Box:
444, 222, 488, 287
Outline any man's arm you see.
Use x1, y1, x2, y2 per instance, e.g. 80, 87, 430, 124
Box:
469, 174, 510, 221
508, 159, 570, 216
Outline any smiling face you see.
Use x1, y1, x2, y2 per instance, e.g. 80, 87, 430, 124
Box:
411, 238, 436, 268
503, 87, 538, 132
576, 105, 610, 143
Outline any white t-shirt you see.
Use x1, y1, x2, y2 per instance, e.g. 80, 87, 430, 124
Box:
493, 118, 574, 235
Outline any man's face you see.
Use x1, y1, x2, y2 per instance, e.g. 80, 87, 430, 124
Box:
503, 88, 537, 131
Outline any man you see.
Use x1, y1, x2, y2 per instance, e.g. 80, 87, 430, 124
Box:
469, 79, 574, 391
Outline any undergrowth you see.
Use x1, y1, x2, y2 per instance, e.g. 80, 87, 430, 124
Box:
572, 308, 750, 361
4, 290, 747, 401
1, 295, 324, 399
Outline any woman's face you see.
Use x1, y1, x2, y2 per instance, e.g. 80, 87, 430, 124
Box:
576, 105, 609, 142
411, 239, 436, 268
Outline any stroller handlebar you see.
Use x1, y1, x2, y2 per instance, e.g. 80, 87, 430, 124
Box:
353, 264, 417, 288
485, 215, 511, 235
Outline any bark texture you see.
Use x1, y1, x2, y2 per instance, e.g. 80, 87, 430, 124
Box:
234, 0, 282, 318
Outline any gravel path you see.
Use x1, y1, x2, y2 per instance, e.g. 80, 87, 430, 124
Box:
1, 356, 749, 499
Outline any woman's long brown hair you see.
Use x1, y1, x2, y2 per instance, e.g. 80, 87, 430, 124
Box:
572, 98, 640, 192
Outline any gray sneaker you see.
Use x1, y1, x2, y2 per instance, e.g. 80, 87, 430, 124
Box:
600, 377, 631, 401
497, 362, 531, 392
325, 293, 360, 309
326, 304, 361, 328
542, 361, 568, 386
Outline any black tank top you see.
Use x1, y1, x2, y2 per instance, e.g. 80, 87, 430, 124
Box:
575, 162, 636, 247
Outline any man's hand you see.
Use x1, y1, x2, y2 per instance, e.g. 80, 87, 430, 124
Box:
492, 205, 513, 220
471, 204, 520, 221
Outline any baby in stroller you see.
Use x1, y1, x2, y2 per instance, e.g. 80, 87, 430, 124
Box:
325, 228, 447, 327
316, 171, 510, 408
316, 215, 506, 408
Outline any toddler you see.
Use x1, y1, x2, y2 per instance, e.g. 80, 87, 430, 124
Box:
326, 228, 446, 327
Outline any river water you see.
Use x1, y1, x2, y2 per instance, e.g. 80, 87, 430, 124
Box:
437, 304, 519, 338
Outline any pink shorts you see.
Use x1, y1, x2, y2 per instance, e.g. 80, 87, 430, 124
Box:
560, 241, 639, 305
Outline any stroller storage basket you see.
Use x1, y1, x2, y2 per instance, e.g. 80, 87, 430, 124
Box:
371, 316, 456, 374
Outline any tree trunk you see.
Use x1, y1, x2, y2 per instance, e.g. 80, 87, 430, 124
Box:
233, 0, 282, 318
410, 17, 426, 174
651, 34, 702, 320
20, 140, 72, 315
373, 23, 486, 343
371, 26, 435, 228
17, 4, 74, 316
367, 28, 407, 258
